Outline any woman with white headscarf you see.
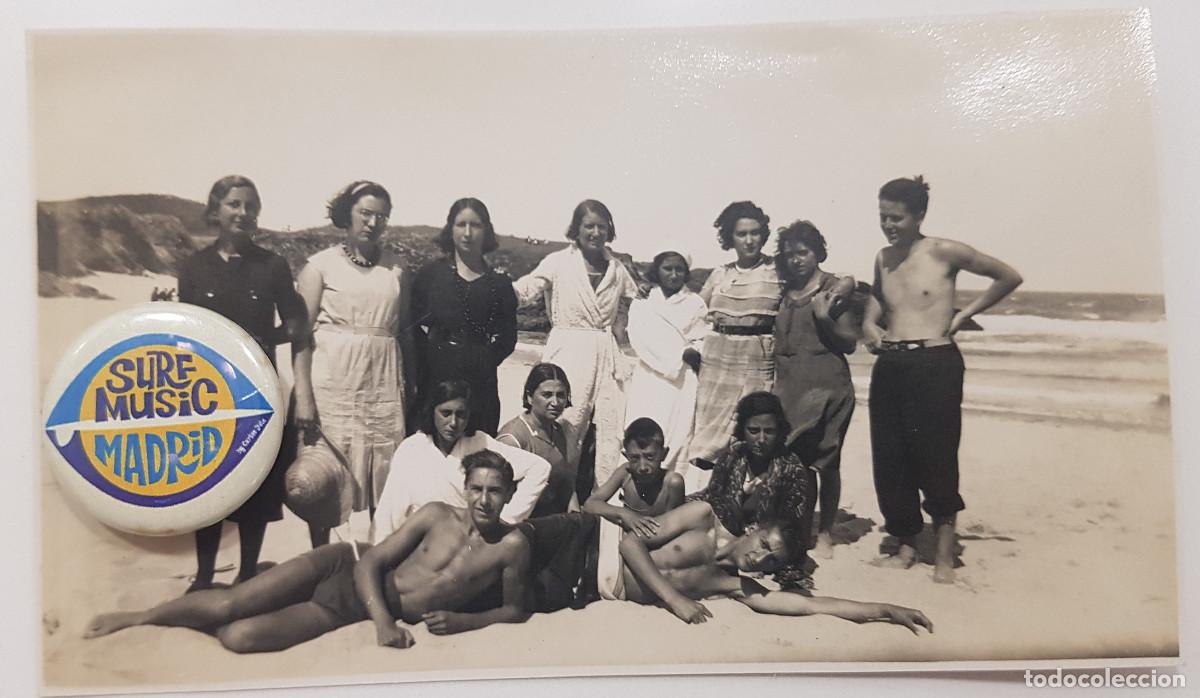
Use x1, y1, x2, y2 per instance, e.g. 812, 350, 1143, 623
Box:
622, 250, 709, 474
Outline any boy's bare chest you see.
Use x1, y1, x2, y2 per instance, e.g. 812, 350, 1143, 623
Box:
650, 529, 718, 572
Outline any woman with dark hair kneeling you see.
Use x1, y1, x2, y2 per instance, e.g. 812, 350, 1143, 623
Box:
371, 380, 550, 543
690, 391, 816, 589
497, 363, 586, 516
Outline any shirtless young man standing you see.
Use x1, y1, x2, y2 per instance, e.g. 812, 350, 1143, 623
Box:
83, 450, 531, 652
613, 500, 932, 633
862, 176, 1023, 584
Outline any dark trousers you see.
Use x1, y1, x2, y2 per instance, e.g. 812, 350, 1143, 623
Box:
516, 512, 600, 612
869, 344, 966, 538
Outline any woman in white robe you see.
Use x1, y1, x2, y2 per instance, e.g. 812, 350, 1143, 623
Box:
513, 200, 640, 488
623, 251, 708, 474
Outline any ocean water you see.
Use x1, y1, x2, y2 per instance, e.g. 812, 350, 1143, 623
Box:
528, 290, 1172, 432
845, 291, 1171, 431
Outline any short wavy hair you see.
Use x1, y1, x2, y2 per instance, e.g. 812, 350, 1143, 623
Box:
732, 391, 791, 459
775, 219, 828, 267
462, 449, 516, 490
204, 175, 260, 227
521, 363, 572, 412
438, 197, 499, 255
566, 199, 616, 242
713, 201, 770, 251
879, 175, 930, 218
326, 180, 393, 230
644, 250, 691, 286
417, 379, 475, 438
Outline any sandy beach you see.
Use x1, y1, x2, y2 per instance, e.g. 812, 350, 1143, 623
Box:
40, 273, 1178, 692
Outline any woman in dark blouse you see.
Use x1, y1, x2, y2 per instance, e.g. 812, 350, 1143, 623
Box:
176, 174, 306, 592
411, 198, 518, 435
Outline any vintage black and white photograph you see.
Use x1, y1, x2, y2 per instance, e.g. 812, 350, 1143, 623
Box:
32, 8, 1178, 693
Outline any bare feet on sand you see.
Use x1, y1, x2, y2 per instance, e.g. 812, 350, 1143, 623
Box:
185, 578, 213, 594
814, 531, 835, 559
232, 570, 257, 586
933, 519, 957, 584
83, 612, 142, 639
871, 543, 917, 569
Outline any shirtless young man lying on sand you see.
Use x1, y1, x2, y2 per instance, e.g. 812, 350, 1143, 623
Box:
84, 451, 532, 652
610, 500, 932, 634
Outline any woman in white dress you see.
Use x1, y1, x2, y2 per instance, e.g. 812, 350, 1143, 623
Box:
513, 200, 641, 491
623, 251, 708, 474
285, 180, 412, 547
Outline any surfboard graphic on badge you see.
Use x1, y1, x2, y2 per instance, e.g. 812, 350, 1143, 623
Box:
42, 303, 284, 536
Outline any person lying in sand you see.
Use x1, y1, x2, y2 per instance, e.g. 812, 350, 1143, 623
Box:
614, 500, 932, 633
584, 417, 685, 537
83, 451, 533, 652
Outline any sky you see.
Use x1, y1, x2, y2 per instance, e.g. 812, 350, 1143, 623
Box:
30, 11, 1160, 293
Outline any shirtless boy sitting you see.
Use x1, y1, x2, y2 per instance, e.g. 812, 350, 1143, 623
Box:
615, 500, 932, 634
584, 418, 685, 537
863, 175, 1022, 584
83, 450, 532, 652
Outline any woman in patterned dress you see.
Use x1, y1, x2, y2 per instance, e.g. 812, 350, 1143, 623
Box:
690, 391, 815, 588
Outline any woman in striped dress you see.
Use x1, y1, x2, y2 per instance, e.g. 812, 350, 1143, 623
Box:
685, 201, 783, 490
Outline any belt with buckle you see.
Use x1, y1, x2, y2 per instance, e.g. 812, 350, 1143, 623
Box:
713, 324, 773, 336
879, 338, 952, 352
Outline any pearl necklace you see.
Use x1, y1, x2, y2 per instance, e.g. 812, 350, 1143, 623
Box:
342, 242, 377, 268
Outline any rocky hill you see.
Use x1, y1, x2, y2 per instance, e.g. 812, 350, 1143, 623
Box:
35, 194, 613, 331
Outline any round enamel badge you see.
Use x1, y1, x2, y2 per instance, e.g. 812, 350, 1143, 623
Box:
43, 302, 284, 536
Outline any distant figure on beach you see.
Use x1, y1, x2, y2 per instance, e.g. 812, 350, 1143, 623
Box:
772, 221, 859, 560
589, 500, 931, 632
687, 202, 783, 488
623, 250, 708, 473
371, 380, 550, 543
411, 198, 517, 436
497, 363, 585, 517
286, 181, 413, 548
513, 200, 642, 492
863, 175, 1023, 583
688, 392, 815, 589
176, 175, 306, 592
84, 452, 537, 652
